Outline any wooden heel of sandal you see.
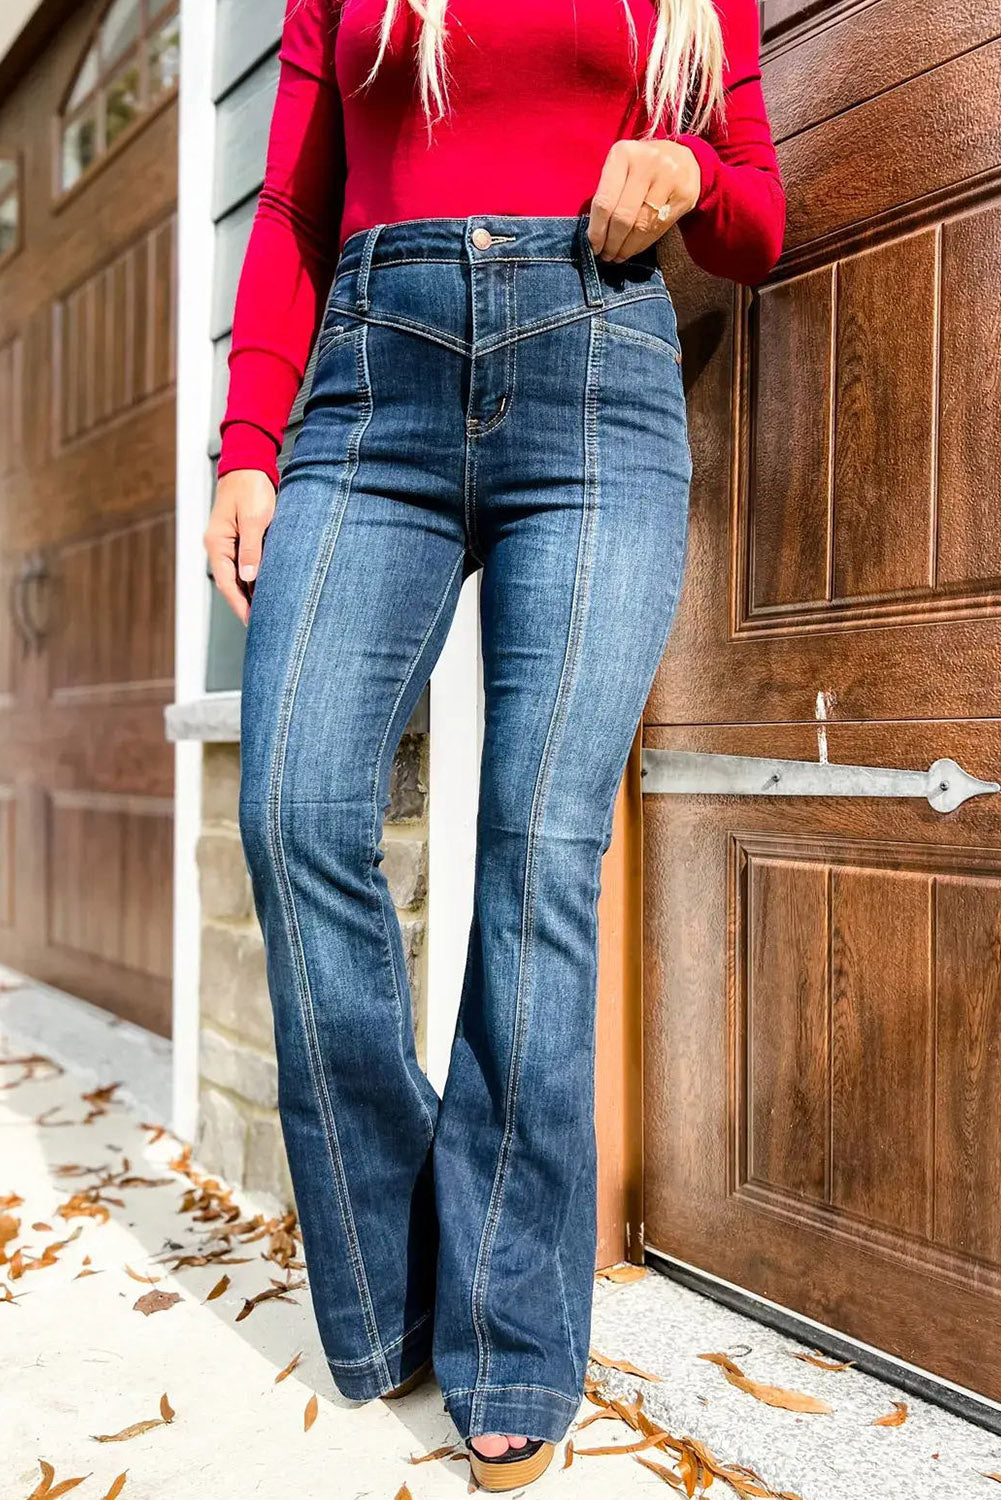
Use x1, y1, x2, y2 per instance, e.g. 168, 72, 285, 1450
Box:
466, 1438, 555, 1492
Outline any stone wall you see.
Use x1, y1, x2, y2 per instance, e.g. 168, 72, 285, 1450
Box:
195, 734, 430, 1204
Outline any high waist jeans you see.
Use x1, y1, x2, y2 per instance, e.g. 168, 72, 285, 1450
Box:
239, 214, 691, 1444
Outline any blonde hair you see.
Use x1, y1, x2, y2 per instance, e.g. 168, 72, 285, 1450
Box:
365, 0, 725, 137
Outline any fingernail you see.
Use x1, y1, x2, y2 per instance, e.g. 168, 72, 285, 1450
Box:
239, 565, 258, 582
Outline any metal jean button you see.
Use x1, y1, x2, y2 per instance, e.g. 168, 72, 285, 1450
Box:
471, 227, 493, 250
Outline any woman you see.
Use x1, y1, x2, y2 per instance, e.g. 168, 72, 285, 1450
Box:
205, 0, 784, 1488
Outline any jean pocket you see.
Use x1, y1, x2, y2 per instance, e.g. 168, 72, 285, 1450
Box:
602, 293, 682, 362
315, 308, 362, 363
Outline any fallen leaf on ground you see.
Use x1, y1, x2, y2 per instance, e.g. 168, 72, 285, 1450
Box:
274, 1350, 301, 1380
236, 1277, 306, 1321
983, 1473, 1001, 1483
24, 1460, 91, 1498
1, 1191, 24, 1209
133, 1290, 181, 1316
394, 1488, 413, 1500
791, 1353, 855, 1372
124, 1266, 160, 1285
82, 1084, 122, 1123
99, 1476, 127, 1499
595, 1264, 647, 1284
872, 1401, 908, 1427
0, 1211, 19, 1247
75, 1269, 102, 1280
92, 1395, 174, 1443
205, 1274, 230, 1303
410, 1446, 458, 1464
563, 1440, 574, 1468
700, 1353, 832, 1415
31, 1222, 52, 1233
590, 1347, 663, 1381
304, 1394, 318, 1432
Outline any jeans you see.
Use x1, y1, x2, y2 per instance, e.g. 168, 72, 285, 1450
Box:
239, 213, 691, 1444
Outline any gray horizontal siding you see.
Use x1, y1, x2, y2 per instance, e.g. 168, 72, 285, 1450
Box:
213, 52, 280, 220
213, 0, 284, 97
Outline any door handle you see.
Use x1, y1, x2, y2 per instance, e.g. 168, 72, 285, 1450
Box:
10, 553, 50, 652
640, 751, 999, 814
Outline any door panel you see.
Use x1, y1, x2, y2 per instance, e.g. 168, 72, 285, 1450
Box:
643, 723, 1001, 1398
643, 0, 1001, 1400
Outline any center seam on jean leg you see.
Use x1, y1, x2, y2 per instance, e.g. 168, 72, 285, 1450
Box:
370, 546, 467, 1147
264, 323, 389, 1388
467, 313, 605, 1432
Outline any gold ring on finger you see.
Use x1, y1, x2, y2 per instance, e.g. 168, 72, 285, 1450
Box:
642, 198, 673, 224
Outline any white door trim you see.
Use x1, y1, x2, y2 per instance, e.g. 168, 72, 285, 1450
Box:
171, 0, 218, 1141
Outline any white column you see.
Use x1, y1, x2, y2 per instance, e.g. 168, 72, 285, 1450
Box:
426, 571, 483, 1095
171, 0, 218, 1140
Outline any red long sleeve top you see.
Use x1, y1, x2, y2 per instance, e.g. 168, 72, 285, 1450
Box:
219, 0, 785, 488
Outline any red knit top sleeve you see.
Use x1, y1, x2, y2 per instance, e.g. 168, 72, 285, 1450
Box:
218, 0, 345, 489
675, 0, 785, 285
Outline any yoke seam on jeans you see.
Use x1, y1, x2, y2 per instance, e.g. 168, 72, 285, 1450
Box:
370, 547, 466, 1147
467, 315, 605, 1431
326, 1309, 433, 1368
264, 322, 389, 1389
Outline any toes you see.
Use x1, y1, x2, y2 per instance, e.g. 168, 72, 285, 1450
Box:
471, 1433, 510, 1458
508, 1435, 528, 1449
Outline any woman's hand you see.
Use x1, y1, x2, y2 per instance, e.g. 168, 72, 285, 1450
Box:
588, 139, 701, 264
204, 469, 277, 626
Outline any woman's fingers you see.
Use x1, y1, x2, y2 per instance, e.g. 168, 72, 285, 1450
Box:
206, 534, 250, 626
600, 157, 659, 262
587, 142, 631, 258
205, 469, 276, 625
614, 167, 679, 263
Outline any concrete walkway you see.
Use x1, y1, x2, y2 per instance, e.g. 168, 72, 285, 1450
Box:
4, 1032, 1001, 1500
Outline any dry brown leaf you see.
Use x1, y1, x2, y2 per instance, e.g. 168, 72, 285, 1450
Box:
410, 1446, 458, 1464
43, 1480, 90, 1498
394, 1488, 413, 1500
124, 1266, 161, 1285
133, 1290, 181, 1317
635, 1455, 686, 1490
699, 1353, 832, 1415
99, 1476, 128, 1499
274, 1350, 302, 1383
576, 1434, 670, 1457
92, 1421, 163, 1444
236, 1277, 306, 1321
595, 1263, 647, 1284
32, 1222, 52, 1233
75, 1269, 102, 1280
563, 1440, 575, 1469
983, 1474, 1001, 1483
872, 1401, 908, 1427
791, 1353, 855, 1372
304, 1393, 318, 1432
0, 1191, 24, 1210
82, 1083, 122, 1123
590, 1346, 663, 1381
92, 1396, 173, 1443
25, 1460, 56, 1499
205, 1275, 230, 1303
0, 1212, 19, 1247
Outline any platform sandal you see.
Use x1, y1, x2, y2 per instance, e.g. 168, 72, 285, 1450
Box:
383, 1357, 433, 1400
465, 1437, 556, 1492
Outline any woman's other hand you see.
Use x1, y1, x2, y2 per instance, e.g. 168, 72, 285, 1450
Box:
587, 139, 701, 264
204, 469, 277, 625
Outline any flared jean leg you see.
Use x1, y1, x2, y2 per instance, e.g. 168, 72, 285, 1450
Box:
238, 397, 470, 1399
432, 309, 691, 1444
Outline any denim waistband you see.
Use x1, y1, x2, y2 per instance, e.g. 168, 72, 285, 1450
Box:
336, 213, 659, 311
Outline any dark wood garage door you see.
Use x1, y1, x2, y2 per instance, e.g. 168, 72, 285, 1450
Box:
642, 0, 1001, 1400
0, 0, 177, 1035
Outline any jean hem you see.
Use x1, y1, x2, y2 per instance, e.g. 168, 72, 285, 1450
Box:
326, 1313, 434, 1401
443, 1384, 581, 1444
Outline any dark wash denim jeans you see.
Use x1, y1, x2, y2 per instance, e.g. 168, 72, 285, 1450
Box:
239, 213, 691, 1444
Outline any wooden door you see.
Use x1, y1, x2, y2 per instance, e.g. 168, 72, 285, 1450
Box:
0, 0, 178, 1034
642, 0, 1001, 1399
